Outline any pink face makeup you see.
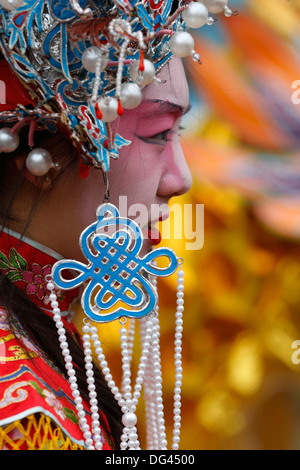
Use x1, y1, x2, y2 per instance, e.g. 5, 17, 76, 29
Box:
137, 114, 177, 139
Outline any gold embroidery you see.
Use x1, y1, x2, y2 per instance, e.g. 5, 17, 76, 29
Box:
0, 334, 15, 344
0, 345, 37, 362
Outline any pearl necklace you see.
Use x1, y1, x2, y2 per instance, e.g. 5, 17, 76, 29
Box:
46, 263, 184, 450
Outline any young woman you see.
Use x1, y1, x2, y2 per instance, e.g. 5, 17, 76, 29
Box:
0, 0, 232, 451
0, 54, 192, 449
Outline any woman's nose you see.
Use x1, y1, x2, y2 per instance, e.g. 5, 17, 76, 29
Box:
157, 144, 193, 198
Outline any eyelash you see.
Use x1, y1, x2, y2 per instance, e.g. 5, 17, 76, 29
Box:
138, 126, 186, 145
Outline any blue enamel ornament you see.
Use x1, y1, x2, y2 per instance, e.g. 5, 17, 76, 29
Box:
51, 203, 179, 323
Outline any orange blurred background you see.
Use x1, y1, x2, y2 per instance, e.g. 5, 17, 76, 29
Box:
168, 0, 300, 450
77, 0, 300, 450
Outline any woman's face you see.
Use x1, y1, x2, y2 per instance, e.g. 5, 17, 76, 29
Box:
24, 57, 192, 259
109, 56, 192, 253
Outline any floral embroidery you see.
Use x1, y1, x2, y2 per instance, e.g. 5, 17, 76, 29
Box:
0, 248, 64, 305
29, 381, 78, 424
0, 248, 27, 282
44, 390, 66, 421
23, 263, 52, 302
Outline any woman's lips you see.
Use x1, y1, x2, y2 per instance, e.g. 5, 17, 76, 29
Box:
147, 226, 162, 245
142, 212, 169, 246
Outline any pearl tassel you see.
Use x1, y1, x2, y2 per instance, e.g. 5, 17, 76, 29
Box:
143, 276, 168, 450
91, 54, 102, 104
172, 264, 184, 450
82, 321, 103, 450
46, 260, 184, 451
46, 279, 96, 450
143, 317, 160, 450
151, 315, 168, 449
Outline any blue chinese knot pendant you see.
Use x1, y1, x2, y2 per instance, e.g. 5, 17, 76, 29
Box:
51, 203, 179, 323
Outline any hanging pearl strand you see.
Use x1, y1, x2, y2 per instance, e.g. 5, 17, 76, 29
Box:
88, 325, 128, 439
148, 316, 168, 449
46, 279, 95, 450
119, 320, 139, 450
119, 317, 155, 450
87, 320, 153, 451
142, 273, 168, 450
153, 316, 169, 449
91, 53, 103, 103
121, 319, 135, 395
142, 316, 159, 450
115, 37, 130, 102
46, 259, 184, 451
82, 321, 103, 450
172, 261, 184, 450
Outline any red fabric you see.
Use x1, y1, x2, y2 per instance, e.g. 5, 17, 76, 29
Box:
0, 231, 113, 449
0, 59, 35, 112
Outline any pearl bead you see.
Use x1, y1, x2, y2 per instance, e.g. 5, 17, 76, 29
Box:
0, 128, 19, 153
96, 96, 118, 122
81, 47, 108, 74
169, 31, 194, 58
122, 411, 137, 427
25, 148, 53, 176
202, 0, 228, 14
182, 2, 209, 29
0, 0, 24, 10
120, 83, 142, 109
129, 59, 155, 86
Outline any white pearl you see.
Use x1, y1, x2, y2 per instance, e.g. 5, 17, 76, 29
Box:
182, 2, 209, 28
120, 83, 142, 109
169, 31, 195, 58
81, 47, 108, 74
202, 0, 228, 14
96, 96, 118, 122
129, 59, 155, 86
0, 128, 19, 153
26, 148, 53, 176
0, 0, 24, 10
122, 411, 137, 427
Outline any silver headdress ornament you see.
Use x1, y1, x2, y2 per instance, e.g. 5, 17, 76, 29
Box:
0, 0, 236, 451
0, 0, 235, 172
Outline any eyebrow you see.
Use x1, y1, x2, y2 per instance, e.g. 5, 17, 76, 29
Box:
141, 99, 192, 119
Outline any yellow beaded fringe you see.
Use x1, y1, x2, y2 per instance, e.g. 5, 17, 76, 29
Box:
0, 413, 84, 450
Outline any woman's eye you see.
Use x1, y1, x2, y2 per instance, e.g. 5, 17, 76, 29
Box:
136, 129, 170, 145
152, 130, 170, 141
137, 126, 185, 145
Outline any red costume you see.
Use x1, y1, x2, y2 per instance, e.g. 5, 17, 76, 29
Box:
0, 230, 112, 450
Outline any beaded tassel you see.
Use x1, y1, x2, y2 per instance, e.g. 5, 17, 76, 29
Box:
172, 265, 184, 450
46, 262, 184, 451
46, 278, 96, 450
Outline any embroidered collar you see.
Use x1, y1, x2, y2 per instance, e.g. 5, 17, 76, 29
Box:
0, 229, 79, 323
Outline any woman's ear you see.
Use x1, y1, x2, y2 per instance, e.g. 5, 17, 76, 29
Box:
14, 154, 53, 191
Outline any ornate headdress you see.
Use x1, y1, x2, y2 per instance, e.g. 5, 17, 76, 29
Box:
0, 0, 235, 172
0, 0, 234, 451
